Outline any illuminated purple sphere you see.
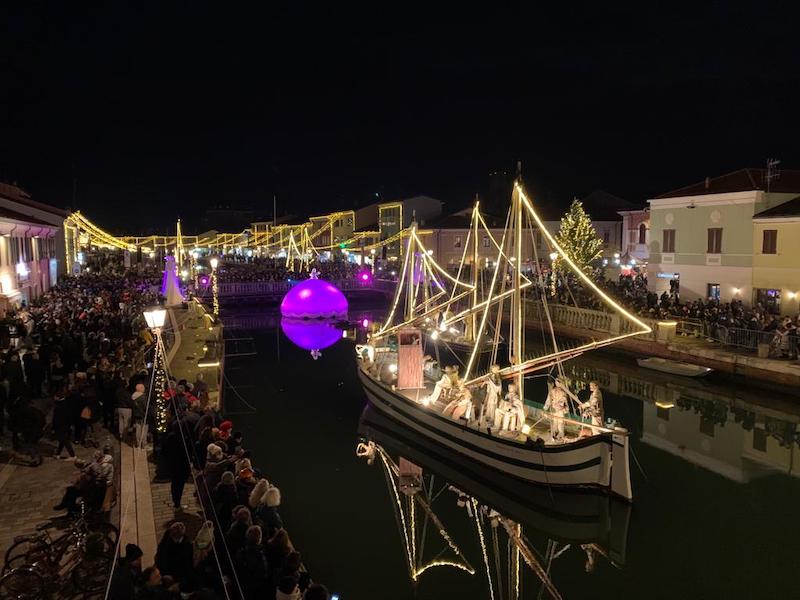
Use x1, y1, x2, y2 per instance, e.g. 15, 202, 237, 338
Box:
280, 274, 348, 319
280, 319, 343, 358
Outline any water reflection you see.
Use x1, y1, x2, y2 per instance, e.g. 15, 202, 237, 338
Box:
280, 318, 344, 359
357, 406, 630, 599
561, 355, 800, 482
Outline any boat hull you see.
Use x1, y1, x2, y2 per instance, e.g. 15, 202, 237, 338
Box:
359, 405, 632, 561
636, 357, 712, 377
359, 367, 632, 500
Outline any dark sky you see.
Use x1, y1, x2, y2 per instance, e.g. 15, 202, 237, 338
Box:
1, 2, 798, 233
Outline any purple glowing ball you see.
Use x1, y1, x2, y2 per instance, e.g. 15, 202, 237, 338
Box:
280, 319, 343, 352
280, 277, 348, 319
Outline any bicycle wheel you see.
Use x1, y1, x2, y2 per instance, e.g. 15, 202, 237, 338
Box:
2, 539, 46, 576
0, 567, 45, 600
71, 553, 112, 593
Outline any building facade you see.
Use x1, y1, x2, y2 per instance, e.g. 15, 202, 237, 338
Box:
751, 196, 800, 315
617, 208, 650, 264
0, 183, 67, 312
647, 169, 800, 304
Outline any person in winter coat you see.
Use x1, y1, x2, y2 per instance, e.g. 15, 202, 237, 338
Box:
213, 471, 239, 532
52, 388, 75, 459
23, 351, 44, 398
258, 485, 284, 539
115, 372, 134, 440
202, 444, 230, 491
225, 506, 252, 556
155, 522, 194, 584
8, 398, 45, 466
234, 526, 270, 600
131, 383, 148, 446
164, 423, 192, 510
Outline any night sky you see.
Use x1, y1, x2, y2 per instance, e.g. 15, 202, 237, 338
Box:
1, 2, 798, 233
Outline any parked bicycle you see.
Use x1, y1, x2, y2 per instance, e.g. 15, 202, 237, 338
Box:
0, 503, 117, 599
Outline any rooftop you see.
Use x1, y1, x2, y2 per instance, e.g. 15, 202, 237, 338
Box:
656, 168, 800, 199
0, 182, 70, 218
753, 195, 800, 219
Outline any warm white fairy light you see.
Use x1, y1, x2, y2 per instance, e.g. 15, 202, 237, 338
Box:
471, 498, 495, 600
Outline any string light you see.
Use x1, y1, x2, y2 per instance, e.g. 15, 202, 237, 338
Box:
471, 498, 495, 600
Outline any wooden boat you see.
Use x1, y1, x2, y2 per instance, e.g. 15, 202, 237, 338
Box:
636, 357, 712, 377
358, 180, 653, 501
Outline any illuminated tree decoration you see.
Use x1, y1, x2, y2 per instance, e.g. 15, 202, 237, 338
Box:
553, 199, 604, 277
154, 338, 169, 433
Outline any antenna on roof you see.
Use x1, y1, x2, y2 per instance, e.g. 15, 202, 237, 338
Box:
765, 158, 781, 193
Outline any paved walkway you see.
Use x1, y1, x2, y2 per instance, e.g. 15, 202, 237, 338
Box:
0, 417, 119, 559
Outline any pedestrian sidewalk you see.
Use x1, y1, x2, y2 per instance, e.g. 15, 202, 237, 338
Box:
0, 422, 119, 559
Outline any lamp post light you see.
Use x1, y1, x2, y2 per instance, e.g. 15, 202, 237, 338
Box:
143, 307, 168, 437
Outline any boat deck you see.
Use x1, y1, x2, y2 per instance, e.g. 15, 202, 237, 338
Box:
394, 378, 584, 445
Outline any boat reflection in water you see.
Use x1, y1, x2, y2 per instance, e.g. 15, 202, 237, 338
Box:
561, 354, 800, 483
357, 406, 631, 599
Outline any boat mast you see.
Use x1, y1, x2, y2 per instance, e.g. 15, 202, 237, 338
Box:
512, 170, 524, 400
405, 223, 416, 322
470, 197, 480, 342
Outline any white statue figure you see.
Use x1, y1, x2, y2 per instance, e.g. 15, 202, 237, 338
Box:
443, 381, 473, 421
580, 381, 604, 429
494, 383, 520, 431
543, 378, 569, 441
510, 388, 526, 432
425, 365, 456, 405
481, 365, 502, 425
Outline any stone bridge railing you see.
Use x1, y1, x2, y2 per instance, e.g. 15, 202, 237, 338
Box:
218, 278, 396, 297
526, 299, 659, 341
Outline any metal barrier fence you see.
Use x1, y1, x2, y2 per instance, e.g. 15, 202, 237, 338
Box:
713, 325, 799, 357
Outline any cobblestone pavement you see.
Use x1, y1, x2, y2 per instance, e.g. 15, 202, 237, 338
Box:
0, 425, 119, 560
148, 455, 205, 546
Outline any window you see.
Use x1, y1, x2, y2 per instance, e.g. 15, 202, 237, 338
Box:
699, 417, 715, 437
662, 229, 675, 253
603, 231, 610, 245
656, 406, 670, 421
707, 283, 720, 301
762, 229, 777, 254
638, 223, 647, 244
707, 228, 722, 254
9, 237, 20, 265
454, 236, 462, 248
753, 428, 767, 452
483, 236, 490, 248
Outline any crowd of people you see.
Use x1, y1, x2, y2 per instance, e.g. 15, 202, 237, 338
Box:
0, 268, 162, 469
215, 256, 364, 283
0, 264, 330, 599
114, 381, 332, 600
549, 272, 799, 357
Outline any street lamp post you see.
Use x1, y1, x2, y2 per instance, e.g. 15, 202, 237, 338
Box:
143, 307, 168, 437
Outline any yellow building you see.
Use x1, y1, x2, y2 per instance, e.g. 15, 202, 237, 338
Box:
752, 196, 800, 315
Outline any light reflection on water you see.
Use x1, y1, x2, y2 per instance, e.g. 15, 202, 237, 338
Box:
221, 306, 800, 600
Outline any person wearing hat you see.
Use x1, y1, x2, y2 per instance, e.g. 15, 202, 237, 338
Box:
108, 544, 143, 600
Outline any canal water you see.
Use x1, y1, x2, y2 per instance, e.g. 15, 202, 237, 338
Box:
220, 306, 800, 600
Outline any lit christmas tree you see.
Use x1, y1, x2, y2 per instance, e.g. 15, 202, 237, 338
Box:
553, 199, 603, 280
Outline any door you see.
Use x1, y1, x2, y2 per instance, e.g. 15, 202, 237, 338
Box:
707, 283, 720, 301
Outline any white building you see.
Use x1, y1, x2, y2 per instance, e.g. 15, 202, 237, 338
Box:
0, 183, 67, 312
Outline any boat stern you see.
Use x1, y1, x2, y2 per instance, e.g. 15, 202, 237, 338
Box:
611, 427, 633, 501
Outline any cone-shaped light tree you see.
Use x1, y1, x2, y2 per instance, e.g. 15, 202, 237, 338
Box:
553, 199, 604, 279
